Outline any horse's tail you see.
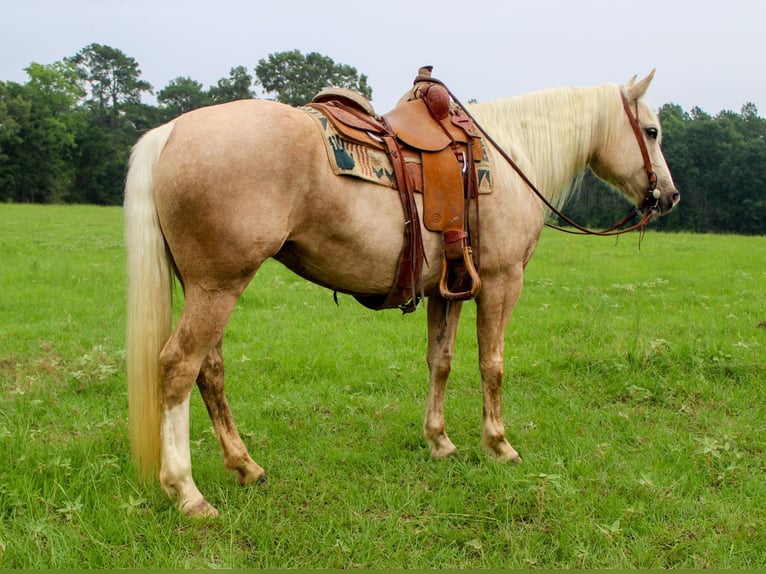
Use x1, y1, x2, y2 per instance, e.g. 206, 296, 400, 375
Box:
124, 121, 176, 482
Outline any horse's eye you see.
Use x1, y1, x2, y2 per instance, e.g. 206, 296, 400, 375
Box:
645, 127, 659, 140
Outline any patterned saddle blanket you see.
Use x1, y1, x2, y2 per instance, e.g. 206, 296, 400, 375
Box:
301, 103, 492, 196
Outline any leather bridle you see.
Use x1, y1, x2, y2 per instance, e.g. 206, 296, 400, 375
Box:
620, 91, 661, 213
427, 75, 663, 236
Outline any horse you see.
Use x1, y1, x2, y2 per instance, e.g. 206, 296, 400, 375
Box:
124, 70, 680, 517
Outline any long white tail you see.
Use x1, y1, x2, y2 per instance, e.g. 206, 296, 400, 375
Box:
124, 122, 176, 481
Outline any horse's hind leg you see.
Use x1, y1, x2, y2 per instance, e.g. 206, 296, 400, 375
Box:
159, 287, 241, 517
424, 297, 463, 458
196, 342, 265, 485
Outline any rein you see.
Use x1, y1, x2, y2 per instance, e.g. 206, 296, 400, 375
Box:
418, 74, 661, 236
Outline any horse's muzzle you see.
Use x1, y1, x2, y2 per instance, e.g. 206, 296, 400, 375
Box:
660, 188, 681, 215
642, 187, 680, 217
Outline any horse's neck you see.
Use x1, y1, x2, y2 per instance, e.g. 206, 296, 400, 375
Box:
470, 84, 619, 207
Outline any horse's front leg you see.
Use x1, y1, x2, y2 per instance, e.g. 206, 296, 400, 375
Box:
476, 274, 524, 463
197, 342, 266, 486
424, 297, 463, 458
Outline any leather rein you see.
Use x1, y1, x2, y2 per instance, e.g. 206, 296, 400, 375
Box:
421, 74, 661, 237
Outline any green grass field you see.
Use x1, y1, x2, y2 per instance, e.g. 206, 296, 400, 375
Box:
0, 203, 764, 568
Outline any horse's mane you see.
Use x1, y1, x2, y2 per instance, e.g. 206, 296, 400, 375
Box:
468, 83, 624, 210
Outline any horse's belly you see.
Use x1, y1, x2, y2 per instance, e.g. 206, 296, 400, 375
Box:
274, 224, 443, 297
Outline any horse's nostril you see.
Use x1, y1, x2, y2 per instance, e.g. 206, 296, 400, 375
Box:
672, 192, 681, 205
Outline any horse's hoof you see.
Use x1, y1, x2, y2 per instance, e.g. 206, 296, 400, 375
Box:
429, 436, 458, 460
181, 498, 220, 519
236, 464, 267, 486
484, 439, 521, 463
431, 444, 458, 459
238, 470, 267, 487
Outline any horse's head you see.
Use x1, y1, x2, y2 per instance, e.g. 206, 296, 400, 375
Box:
590, 70, 680, 217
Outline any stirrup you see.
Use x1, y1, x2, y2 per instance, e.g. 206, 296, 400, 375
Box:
438, 245, 482, 301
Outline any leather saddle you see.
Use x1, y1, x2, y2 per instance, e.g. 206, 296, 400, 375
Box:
307, 67, 483, 312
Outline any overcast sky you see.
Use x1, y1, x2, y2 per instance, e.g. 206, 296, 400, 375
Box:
2, 0, 764, 115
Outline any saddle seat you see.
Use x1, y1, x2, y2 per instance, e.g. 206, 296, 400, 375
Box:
306, 67, 484, 312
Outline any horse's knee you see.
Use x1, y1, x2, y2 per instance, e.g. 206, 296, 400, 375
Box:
427, 345, 455, 379
427, 360, 451, 382
160, 341, 205, 404
479, 356, 504, 381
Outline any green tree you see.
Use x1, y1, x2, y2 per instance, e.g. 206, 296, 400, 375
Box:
255, 50, 371, 107
68, 44, 153, 204
68, 43, 152, 122
208, 65, 255, 104
158, 76, 211, 119
0, 61, 84, 202
653, 103, 697, 232
714, 105, 766, 234
0, 81, 30, 201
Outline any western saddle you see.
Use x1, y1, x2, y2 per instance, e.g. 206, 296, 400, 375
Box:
307, 66, 484, 313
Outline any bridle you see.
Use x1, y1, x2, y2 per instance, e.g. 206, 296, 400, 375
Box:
424, 74, 663, 237
543, 91, 662, 236
619, 91, 661, 213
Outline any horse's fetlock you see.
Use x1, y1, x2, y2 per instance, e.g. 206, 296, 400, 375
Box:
423, 420, 445, 441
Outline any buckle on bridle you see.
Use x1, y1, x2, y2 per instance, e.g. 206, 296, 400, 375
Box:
640, 171, 660, 214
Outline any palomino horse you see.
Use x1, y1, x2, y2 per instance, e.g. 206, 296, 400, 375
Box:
125, 70, 679, 517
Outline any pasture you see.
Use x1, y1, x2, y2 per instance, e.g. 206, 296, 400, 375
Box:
0, 203, 763, 568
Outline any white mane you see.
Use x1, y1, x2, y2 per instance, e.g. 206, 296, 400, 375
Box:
468, 83, 625, 210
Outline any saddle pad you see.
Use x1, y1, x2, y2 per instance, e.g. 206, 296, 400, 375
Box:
302, 105, 493, 194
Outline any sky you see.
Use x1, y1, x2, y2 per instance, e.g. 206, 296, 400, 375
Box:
1, 0, 764, 115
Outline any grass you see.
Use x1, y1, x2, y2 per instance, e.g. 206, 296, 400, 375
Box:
0, 203, 764, 568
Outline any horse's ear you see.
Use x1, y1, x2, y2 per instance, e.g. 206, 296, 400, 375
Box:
626, 69, 655, 102
625, 75, 637, 88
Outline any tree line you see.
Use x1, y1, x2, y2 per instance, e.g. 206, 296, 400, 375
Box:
561, 102, 766, 235
0, 43, 763, 234
0, 44, 370, 205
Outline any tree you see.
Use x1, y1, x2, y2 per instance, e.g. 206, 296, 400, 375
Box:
653, 103, 697, 232
208, 65, 255, 104
67, 43, 152, 120
0, 81, 30, 201
0, 62, 85, 202
255, 50, 372, 107
158, 76, 211, 119
67, 44, 153, 204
